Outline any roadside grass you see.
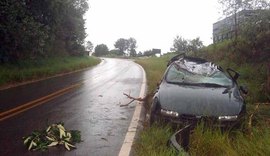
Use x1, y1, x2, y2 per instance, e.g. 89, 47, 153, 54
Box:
134, 124, 187, 156
135, 54, 174, 93
196, 41, 269, 103
189, 123, 270, 156
135, 121, 270, 156
0, 56, 100, 87
135, 54, 270, 156
135, 54, 175, 111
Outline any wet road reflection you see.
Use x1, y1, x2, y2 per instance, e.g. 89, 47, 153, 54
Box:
0, 58, 143, 156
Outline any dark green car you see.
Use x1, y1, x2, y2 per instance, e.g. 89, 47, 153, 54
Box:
150, 55, 247, 127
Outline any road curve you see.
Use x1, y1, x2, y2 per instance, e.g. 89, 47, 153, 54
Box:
0, 58, 144, 156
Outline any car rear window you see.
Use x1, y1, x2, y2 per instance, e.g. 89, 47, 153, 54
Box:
166, 61, 232, 87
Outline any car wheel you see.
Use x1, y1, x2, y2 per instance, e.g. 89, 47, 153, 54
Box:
149, 98, 161, 126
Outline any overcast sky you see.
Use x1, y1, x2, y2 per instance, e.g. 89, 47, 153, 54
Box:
85, 0, 222, 53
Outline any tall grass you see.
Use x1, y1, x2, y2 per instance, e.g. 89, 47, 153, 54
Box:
135, 54, 175, 93
135, 123, 270, 156
134, 124, 187, 156
135, 54, 270, 156
0, 56, 100, 87
135, 122, 270, 156
189, 124, 270, 156
196, 41, 269, 103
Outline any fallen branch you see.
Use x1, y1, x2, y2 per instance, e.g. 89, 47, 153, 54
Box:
120, 99, 136, 107
120, 93, 152, 107
124, 93, 146, 101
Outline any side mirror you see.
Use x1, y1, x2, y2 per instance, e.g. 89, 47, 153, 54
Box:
227, 68, 240, 82
240, 86, 248, 95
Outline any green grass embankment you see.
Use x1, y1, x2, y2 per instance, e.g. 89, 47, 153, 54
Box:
136, 55, 170, 93
135, 54, 270, 156
0, 56, 100, 88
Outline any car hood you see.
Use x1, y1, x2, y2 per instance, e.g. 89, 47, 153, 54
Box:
158, 82, 244, 117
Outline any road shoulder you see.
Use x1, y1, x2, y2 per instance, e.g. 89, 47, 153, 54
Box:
118, 63, 147, 156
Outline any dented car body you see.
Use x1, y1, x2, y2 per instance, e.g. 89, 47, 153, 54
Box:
150, 55, 246, 127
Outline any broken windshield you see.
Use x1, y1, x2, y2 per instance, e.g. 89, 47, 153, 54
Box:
166, 61, 232, 87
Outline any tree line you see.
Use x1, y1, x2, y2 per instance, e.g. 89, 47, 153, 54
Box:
0, 0, 89, 63
93, 37, 138, 57
170, 36, 203, 55
92, 36, 204, 57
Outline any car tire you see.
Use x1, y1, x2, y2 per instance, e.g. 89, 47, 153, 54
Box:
149, 98, 161, 126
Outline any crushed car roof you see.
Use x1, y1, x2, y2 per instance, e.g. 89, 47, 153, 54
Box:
173, 57, 219, 76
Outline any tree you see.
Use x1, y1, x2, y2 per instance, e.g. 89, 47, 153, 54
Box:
171, 36, 189, 53
128, 37, 137, 56
114, 37, 138, 56
86, 41, 94, 52
171, 36, 204, 54
114, 38, 129, 55
0, 0, 49, 61
218, 0, 270, 61
188, 37, 204, 54
219, 0, 246, 16
130, 49, 137, 57
109, 49, 122, 55
54, 0, 89, 56
137, 51, 143, 57
128, 38, 137, 50
240, 10, 270, 56
218, 0, 270, 39
93, 44, 109, 56
0, 0, 89, 63
219, 0, 270, 95
218, 0, 245, 39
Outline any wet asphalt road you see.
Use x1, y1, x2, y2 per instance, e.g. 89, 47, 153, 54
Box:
0, 58, 144, 156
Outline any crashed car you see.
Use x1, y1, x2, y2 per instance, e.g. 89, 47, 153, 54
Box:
149, 55, 247, 127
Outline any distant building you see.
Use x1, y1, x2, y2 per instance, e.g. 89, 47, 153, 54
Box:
152, 49, 161, 54
213, 10, 260, 43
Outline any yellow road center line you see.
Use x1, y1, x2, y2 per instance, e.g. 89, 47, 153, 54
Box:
0, 83, 82, 122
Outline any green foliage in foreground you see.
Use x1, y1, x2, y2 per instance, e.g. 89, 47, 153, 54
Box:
23, 123, 81, 151
0, 56, 100, 86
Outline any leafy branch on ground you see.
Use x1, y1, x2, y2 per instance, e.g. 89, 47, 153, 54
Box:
23, 122, 82, 151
